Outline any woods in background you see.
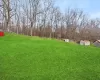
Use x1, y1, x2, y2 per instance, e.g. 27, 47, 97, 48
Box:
0, 0, 100, 41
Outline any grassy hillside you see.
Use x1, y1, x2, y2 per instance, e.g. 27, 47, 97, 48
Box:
0, 33, 100, 80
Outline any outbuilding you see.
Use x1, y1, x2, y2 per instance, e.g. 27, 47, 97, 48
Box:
94, 40, 100, 47
0, 30, 4, 37
80, 40, 90, 46
63, 39, 69, 42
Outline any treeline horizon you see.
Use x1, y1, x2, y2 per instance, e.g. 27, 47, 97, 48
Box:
0, 0, 100, 41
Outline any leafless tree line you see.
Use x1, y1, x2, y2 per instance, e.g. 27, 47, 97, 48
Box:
0, 0, 100, 41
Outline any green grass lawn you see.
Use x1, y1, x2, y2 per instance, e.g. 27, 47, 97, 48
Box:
0, 33, 100, 80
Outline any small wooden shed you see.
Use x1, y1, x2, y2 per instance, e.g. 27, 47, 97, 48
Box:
94, 40, 100, 47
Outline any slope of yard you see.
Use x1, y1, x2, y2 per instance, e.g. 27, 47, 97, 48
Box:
0, 33, 100, 80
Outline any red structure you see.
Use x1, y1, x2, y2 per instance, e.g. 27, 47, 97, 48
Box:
0, 31, 4, 37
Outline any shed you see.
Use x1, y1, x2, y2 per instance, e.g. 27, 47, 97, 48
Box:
0, 30, 4, 37
63, 39, 69, 42
94, 40, 100, 47
80, 40, 90, 46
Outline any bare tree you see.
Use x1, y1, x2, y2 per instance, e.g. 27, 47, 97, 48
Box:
1, 0, 12, 31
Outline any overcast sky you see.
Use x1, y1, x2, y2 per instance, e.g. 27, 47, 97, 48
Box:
55, 0, 100, 19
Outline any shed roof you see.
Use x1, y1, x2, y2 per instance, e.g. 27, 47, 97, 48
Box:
97, 40, 100, 43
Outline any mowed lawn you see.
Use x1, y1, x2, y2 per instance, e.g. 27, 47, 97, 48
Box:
0, 33, 100, 80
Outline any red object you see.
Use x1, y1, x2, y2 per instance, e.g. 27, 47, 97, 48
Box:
0, 31, 4, 37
